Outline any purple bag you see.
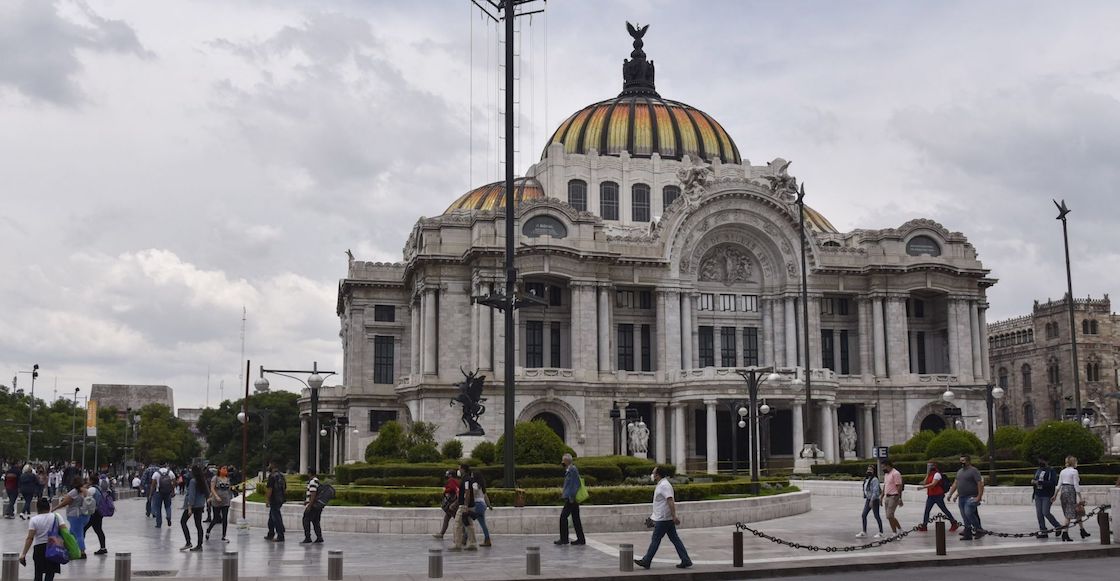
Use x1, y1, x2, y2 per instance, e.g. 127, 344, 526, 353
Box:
45, 516, 70, 565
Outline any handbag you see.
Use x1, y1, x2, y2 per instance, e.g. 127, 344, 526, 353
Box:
59, 516, 81, 560
1075, 502, 1086, 518
643, 517, 655, 528
574, 477, 590, 504
45, 515, 70, 565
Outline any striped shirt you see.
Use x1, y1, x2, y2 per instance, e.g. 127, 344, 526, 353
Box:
305, 477, 320, 504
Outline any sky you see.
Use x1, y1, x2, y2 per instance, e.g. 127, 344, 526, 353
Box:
2, 0, 1119, 410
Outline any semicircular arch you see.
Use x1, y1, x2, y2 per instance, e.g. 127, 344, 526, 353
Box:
517, 398, 584, 444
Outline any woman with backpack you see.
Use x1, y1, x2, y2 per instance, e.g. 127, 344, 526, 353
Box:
84, 477, 110, 555
856, 464, 884, 538
51, 477, 93, 558
180, 465, 208, 551
916, 462, 959, 532
205, 466, 232, 543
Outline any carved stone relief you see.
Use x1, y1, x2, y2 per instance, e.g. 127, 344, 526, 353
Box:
698, 245, 754, 286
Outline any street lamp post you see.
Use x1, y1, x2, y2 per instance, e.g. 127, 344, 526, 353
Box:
735, 367, 783, 483
725, 401, 747, 475
70, 388, 80, 462
256, 362, 334, 474
795, 185, 818, 462
19, 364, 39, 459
1053, 199, 1083, 424
942, 385, 1003, 484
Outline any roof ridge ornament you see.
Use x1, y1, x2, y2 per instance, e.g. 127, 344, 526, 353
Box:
621, 22, 659, 97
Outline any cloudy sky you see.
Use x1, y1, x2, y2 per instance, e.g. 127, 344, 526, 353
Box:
2, 0, 1118, 410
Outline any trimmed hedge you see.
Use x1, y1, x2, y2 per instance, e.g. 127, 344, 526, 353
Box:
1021, 421, 1104, 465
925, 429, 985, 458
335, 457, 658, 486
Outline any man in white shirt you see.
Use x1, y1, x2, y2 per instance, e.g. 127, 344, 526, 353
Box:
634, 465, 692, 570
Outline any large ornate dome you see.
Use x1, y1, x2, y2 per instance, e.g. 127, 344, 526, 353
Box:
444, 177, 545, 213
542, 23, 740, 165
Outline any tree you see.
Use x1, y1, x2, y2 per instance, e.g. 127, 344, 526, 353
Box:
196, 391, 300, 474
496, 421, 572, 465
924, 428, 985, 459
1020, 421, 1104, 465
135, 404, 200, 466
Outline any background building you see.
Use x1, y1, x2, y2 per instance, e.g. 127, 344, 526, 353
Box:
89, 384, 175, 415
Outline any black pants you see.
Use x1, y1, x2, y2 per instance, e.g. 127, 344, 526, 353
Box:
559, 501, 585, 542
181, 507, 203, 545
303, 505, 323, 541
207, 506, 229, 539
83, 511, 106, 550
32, 543, 59, 581
267, 505, 285, 539
20, 490, 35, 515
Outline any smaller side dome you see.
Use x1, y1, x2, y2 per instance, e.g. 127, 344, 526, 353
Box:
445, 177, 545, 214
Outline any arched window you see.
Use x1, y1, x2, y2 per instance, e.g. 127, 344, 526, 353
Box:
999, 405, 1010, 426
906, 235, 942, 257
1051, 400, 1062, 420
662, 185, 680, 210
567, 179, 587, 212
600, 181, 619, 220
998, 367, 1009, 389
1024, 403, 1035, 427
1090, 320, 1099, 334
1047, 361, 1060, 385
1082, 319, 1090, 334
1087, 362, 1101, 382
1021, 364, 1032, 391
632, 183, 650, 222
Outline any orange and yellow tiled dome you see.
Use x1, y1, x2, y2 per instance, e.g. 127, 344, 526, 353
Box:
445, 177, 545, 213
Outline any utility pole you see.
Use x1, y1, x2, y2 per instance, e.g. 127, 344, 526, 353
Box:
1054, 199, 1082, 422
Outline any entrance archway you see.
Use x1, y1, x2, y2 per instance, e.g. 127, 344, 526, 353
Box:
533, 412, 566, 442
919, 414, 947, 433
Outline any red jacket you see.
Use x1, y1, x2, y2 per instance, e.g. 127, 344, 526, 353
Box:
924, 470, 946, 496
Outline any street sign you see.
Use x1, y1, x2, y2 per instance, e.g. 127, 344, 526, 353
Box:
873, 446, 889, 459
942, 406, 962, 417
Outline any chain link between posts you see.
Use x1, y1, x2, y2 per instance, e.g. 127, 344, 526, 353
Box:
734, 504, 1111, 552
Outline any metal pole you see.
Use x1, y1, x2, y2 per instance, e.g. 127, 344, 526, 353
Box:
311, 362, 320, 475
26, 371, 36, 460
730, 403, 738, 476
327, 550, 343, 581
749, 373, 760, 483
222, 551, 238, 581
71, 389, 79, 462
1055, 201, 1083, 422
242, 360, 250, 520
1, 553, 18, 581
114, 552, 132, 581
797, 185, 816, 450
502, 0, 516, 490
986, 384, 997, 486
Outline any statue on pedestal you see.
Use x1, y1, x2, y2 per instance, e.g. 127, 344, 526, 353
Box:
451, 367, 487, 436
627, 421, 650, 457
839, 421, 858, 459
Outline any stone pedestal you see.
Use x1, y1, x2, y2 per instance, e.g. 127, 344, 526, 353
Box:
455, 435, 489, 459
793, 443, 825, 474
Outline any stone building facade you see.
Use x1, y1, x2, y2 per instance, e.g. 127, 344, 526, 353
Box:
305, 27, 996, 474
89, 384, 174, 416
987, 295, 1119, 431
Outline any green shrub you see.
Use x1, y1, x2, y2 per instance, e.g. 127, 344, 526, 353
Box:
1020, 420, 1104, 466
366, 420, 407, 461
888, 444, 906, 455
406, 421, 438, 449
924, 429, 985, 459
407, 443, 442, 463
354, 476, 444, 487
471, 441, 497, 465
994, 425, 1028, 451
903, 430, 938, 454
441, 439, 463, 460
495, 421, 570, 465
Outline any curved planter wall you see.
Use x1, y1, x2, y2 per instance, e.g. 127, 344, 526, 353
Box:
229, 490, 810, 534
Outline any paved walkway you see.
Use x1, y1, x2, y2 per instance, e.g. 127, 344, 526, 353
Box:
0, 495, 1112, 579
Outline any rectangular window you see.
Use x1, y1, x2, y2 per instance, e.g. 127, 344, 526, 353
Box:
838, 298, 850, 316
720, 294, 736, 311
568, 180, 588, 211
526, 321, 544, 368
663, 186, 680, 210
913, 299, 925, 318
916, 331, 927, 374
550, 322, 561, 368
699, 293, 714, 311
632, 184, 651, 222
739, 295, 759, 312
373, 336, 395, 384
548, 285, 563, 307
600, 182, 619, 220
640, 324, 652, 371
373, 305, 396, 322
720, 327, 737, 367
698, 326, 715, 368
821, 298, 834, 316
639, 290, 653, 310
617, 323, 635, 371
526, 282, 546, 299
743, 327, 759, 366
821, 329, 835, 371
368, 410, 398, 432
615, 290, 635, 309
839, 330, 850, 375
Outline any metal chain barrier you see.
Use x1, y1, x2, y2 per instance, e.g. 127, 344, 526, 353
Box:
978, 504, 1111, 539
733, 515, 951, 553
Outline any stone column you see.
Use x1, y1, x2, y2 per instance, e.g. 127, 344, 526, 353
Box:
664, 290, 682, 373
410, 301, 421, 375
761, 297, 774, 366
831, 404, 841, 461
872, 297, 887, 377
705, 399, 719, 474
672, 403, 687, 475
861, 404, 876, 458
792, 403, 804, 460
299, 416, 308, 474
857, 298, 873, 379
654, 402, 668, 464
978, 303, 990, 381
808, 295, 823, 370
598, 285, 611, 373
680, 293, 693, 369
328, 426, 337, 472
819, 404, 833, 462
616, 401, 629, 455
785, 297, 798, 367
970, 300, 984, 380
480, 283, 493, 370
771, 297, 786, 367
886, 297, 910, 379
422, 288, 437, 375
946, 298, 960, 376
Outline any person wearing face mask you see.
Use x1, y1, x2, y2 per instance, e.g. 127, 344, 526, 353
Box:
205, 465, 232, 542
947, 454, 984, 541
633, 465, 692, 570
855, 465, 883, 538
1030, 457, 1061, 538
449, 463, 478, 552
916, 462, 958, 532
556, 453, 586, 546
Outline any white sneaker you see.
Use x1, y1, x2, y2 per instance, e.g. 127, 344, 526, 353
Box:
873, 533, 882, 538
855, 532, 866, 538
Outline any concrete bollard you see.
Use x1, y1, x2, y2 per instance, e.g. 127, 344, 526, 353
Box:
115, 552, 132, 581
221, 551, 238, 581
935, 521, 947, 556
2, 553, 18, 581
732, 530, 743, 567
428, 548, 443, 579
525, 546, 540, 576
327, 550, 343, 581
1099, 510, 1111, 546
619, 544, 634, 572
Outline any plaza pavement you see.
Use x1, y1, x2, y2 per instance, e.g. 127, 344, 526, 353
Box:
0, 495, 1115, 580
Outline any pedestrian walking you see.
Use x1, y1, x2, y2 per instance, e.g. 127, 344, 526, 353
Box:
19, 464, 39, 519
856, 464, 884, 538
917, 462, 958, 532
4, 463, 18, 518
947, 454, 984, 541
141, 464, 157, 517
52, 476, 93, 558
18, 498, 68, 581
633, 465, 692, 570
301, 468, 324, 544
1057, 455, 1090, 541
48, 468, 61, 499
880, 460, 904, 534
205, 466, 232, 542
180, 465, 208, 551
433, 470, 460, 539
36, 466, 48, 500
449, 463, 478, 552
1030, 457, 1062, 538
152, 463, 176, 528
83, 479, 109, 555
470, 471, 492, 547
264, 462, 287, 542
556, 453, 586, 545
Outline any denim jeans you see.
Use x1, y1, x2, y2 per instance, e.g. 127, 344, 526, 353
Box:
267, 505, 286, 538
69, 514, 90, 551
473, 501, 490, 541
1034, 495, 1061, 532
921, 494, 956, 525
957, 495, 980, 536
640, 520, 692, 565
861, 499, 883, 533
153, 493, 173, 525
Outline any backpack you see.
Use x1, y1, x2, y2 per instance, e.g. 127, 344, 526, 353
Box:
937, 472, 951, 494
96, 487, 116, 517
314, 482, 335, 508
158, 471, 174, 496
79, 492, 98, 516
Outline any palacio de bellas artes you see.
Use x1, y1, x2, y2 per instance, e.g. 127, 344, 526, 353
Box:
314, 23, 1001, 476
